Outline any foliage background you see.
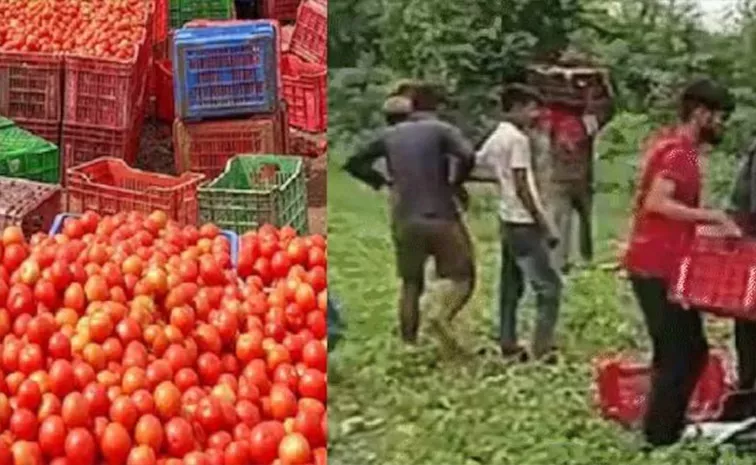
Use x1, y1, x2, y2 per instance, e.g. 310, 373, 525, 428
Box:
328, 0, 756, 464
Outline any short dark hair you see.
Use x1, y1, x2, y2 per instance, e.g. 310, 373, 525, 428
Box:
679, 78, 735, 121
501, 84, 543, 111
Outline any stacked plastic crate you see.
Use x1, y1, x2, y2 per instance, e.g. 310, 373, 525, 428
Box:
282, 0, 327, 157
60, 7, 154, 175
171, 20, 289, 180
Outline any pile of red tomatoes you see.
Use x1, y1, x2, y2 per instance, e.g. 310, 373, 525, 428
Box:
0, 211, 327, 465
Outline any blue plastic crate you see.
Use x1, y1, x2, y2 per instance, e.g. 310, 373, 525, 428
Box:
172, 21, 279, 120
49, 213, 239, 269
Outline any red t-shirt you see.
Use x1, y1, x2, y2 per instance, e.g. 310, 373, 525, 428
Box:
539, 105, 591, 183
623, 127, 701, 282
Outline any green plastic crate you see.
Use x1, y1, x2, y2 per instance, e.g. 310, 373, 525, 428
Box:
0, 117, 14, 130
199, 155, 308, 235
170, 0, 234, 28
0, 126, 59, 184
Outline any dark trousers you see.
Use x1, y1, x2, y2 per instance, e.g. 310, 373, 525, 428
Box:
736, 319, 756, 390
630, 275, 709, 446
550, 182, 593, 272
235, 0, 258, 19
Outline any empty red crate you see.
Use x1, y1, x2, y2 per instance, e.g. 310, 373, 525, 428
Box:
155, 59, 174, 123
282, 54, 326, 132
289, 128, 326, 157
670, 232, 756, 318
66, 158, 205, 225
262, 0, 300, 21
594, 351, 728, 427
173, 104, 289, 179
63, 28, 152, 130
290, 0, 326, 65
0, 51, 63, 122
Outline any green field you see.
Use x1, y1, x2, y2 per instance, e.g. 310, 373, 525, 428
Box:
327, 133, 745, 465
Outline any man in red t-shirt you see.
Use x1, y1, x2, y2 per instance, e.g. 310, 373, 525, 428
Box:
623, 78, 740, 446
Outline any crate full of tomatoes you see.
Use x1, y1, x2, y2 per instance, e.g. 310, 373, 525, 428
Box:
0, 210, 328, 465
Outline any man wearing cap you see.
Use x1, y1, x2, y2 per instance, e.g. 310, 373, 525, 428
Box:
343, 91, 477, 353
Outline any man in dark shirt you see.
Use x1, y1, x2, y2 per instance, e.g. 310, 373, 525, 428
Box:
343, 92, 477, 351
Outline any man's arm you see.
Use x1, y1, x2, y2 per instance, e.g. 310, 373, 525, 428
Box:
441, 124, 476, 185
342, 135, 388, 190
644, 176, 725, 224
509, 135, 555, 238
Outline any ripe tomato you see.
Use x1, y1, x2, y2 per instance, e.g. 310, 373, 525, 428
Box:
83, 382, 110, 417
65, 428, 96, 465
127, 445, 156, 465
153, 381, 181, 419
110, 396, 139, 430
248, 421, 285, 465
195, 397, 224, 434
196, 353, 222, 386
10, 408, 38, 440
297, 369, 326, 402
100, 422, 132, 465
38, 414, 67, 457
224, 441, 249, 465
163, 417, 194, 457
16, 379, 41, 410
134, 414, 163, 450
278, 433, 312, 465
61, 392, 90, 428
48, 360, 76, 398
301, 341, 327, 372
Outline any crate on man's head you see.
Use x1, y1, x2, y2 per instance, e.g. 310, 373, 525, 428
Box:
198, 155, 308, 235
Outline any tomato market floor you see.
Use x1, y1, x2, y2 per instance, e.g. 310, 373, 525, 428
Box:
135, 119, 326, 235
327, 150, 741, 465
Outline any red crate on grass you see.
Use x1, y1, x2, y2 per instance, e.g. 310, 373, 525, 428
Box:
63, 28, 152, 130
289, 128, 326, 157
66, 158, 204, 225
594, 351, 729, 427
670, 229, 756, 318
154, 59, 174, 123
0, 51, 63, 123
282, 54, 326, 132
173, 104, 289, 179
290, 0, 326, 65
261, 0, 300, 21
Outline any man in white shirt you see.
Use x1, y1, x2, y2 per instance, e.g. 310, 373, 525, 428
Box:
476, 84, 562, 361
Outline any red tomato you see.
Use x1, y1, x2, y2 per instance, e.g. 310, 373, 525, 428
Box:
163, 417, 194, 457
301, 341, 327, 372
10, 408, 38, 440
248, 421, 285, 465
16, 379, 41, 410
110, 396, 139, 430
61, 392, 90, 428
39, 415, 67, 456
224, 441, 250, 465
100, 422, 132, 465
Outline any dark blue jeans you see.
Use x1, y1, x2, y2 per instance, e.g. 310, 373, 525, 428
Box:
495, 222, 562, 356
328, 295, 345, 351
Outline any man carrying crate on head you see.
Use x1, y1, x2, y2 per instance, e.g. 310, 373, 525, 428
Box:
526, 54, 615, 274
623, 78, 741, 446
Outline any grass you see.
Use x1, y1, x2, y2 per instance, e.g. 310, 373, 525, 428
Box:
327, 142, 746, 465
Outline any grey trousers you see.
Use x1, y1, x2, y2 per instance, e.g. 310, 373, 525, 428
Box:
550, 183, 593, 272
493, 221, 563, 355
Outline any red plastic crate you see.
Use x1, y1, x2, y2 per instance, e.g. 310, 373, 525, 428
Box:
594, 351, 729, 427
282, 54, 326, 132
63, 28, 152, 130
670, 231, 756, 318
282, 25, 294, 52
66, 158, 205, 225
0, 177, 61, 238
154, 59, 174, 123
261, 0, 300, 21
290, 0, 326, 65
13, 118, 62, 147
173, 104, 289, 179
289, 128, 326, 157
152, 0, 169, 45
0, 51, 63, 122
62, 82, 147, 174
